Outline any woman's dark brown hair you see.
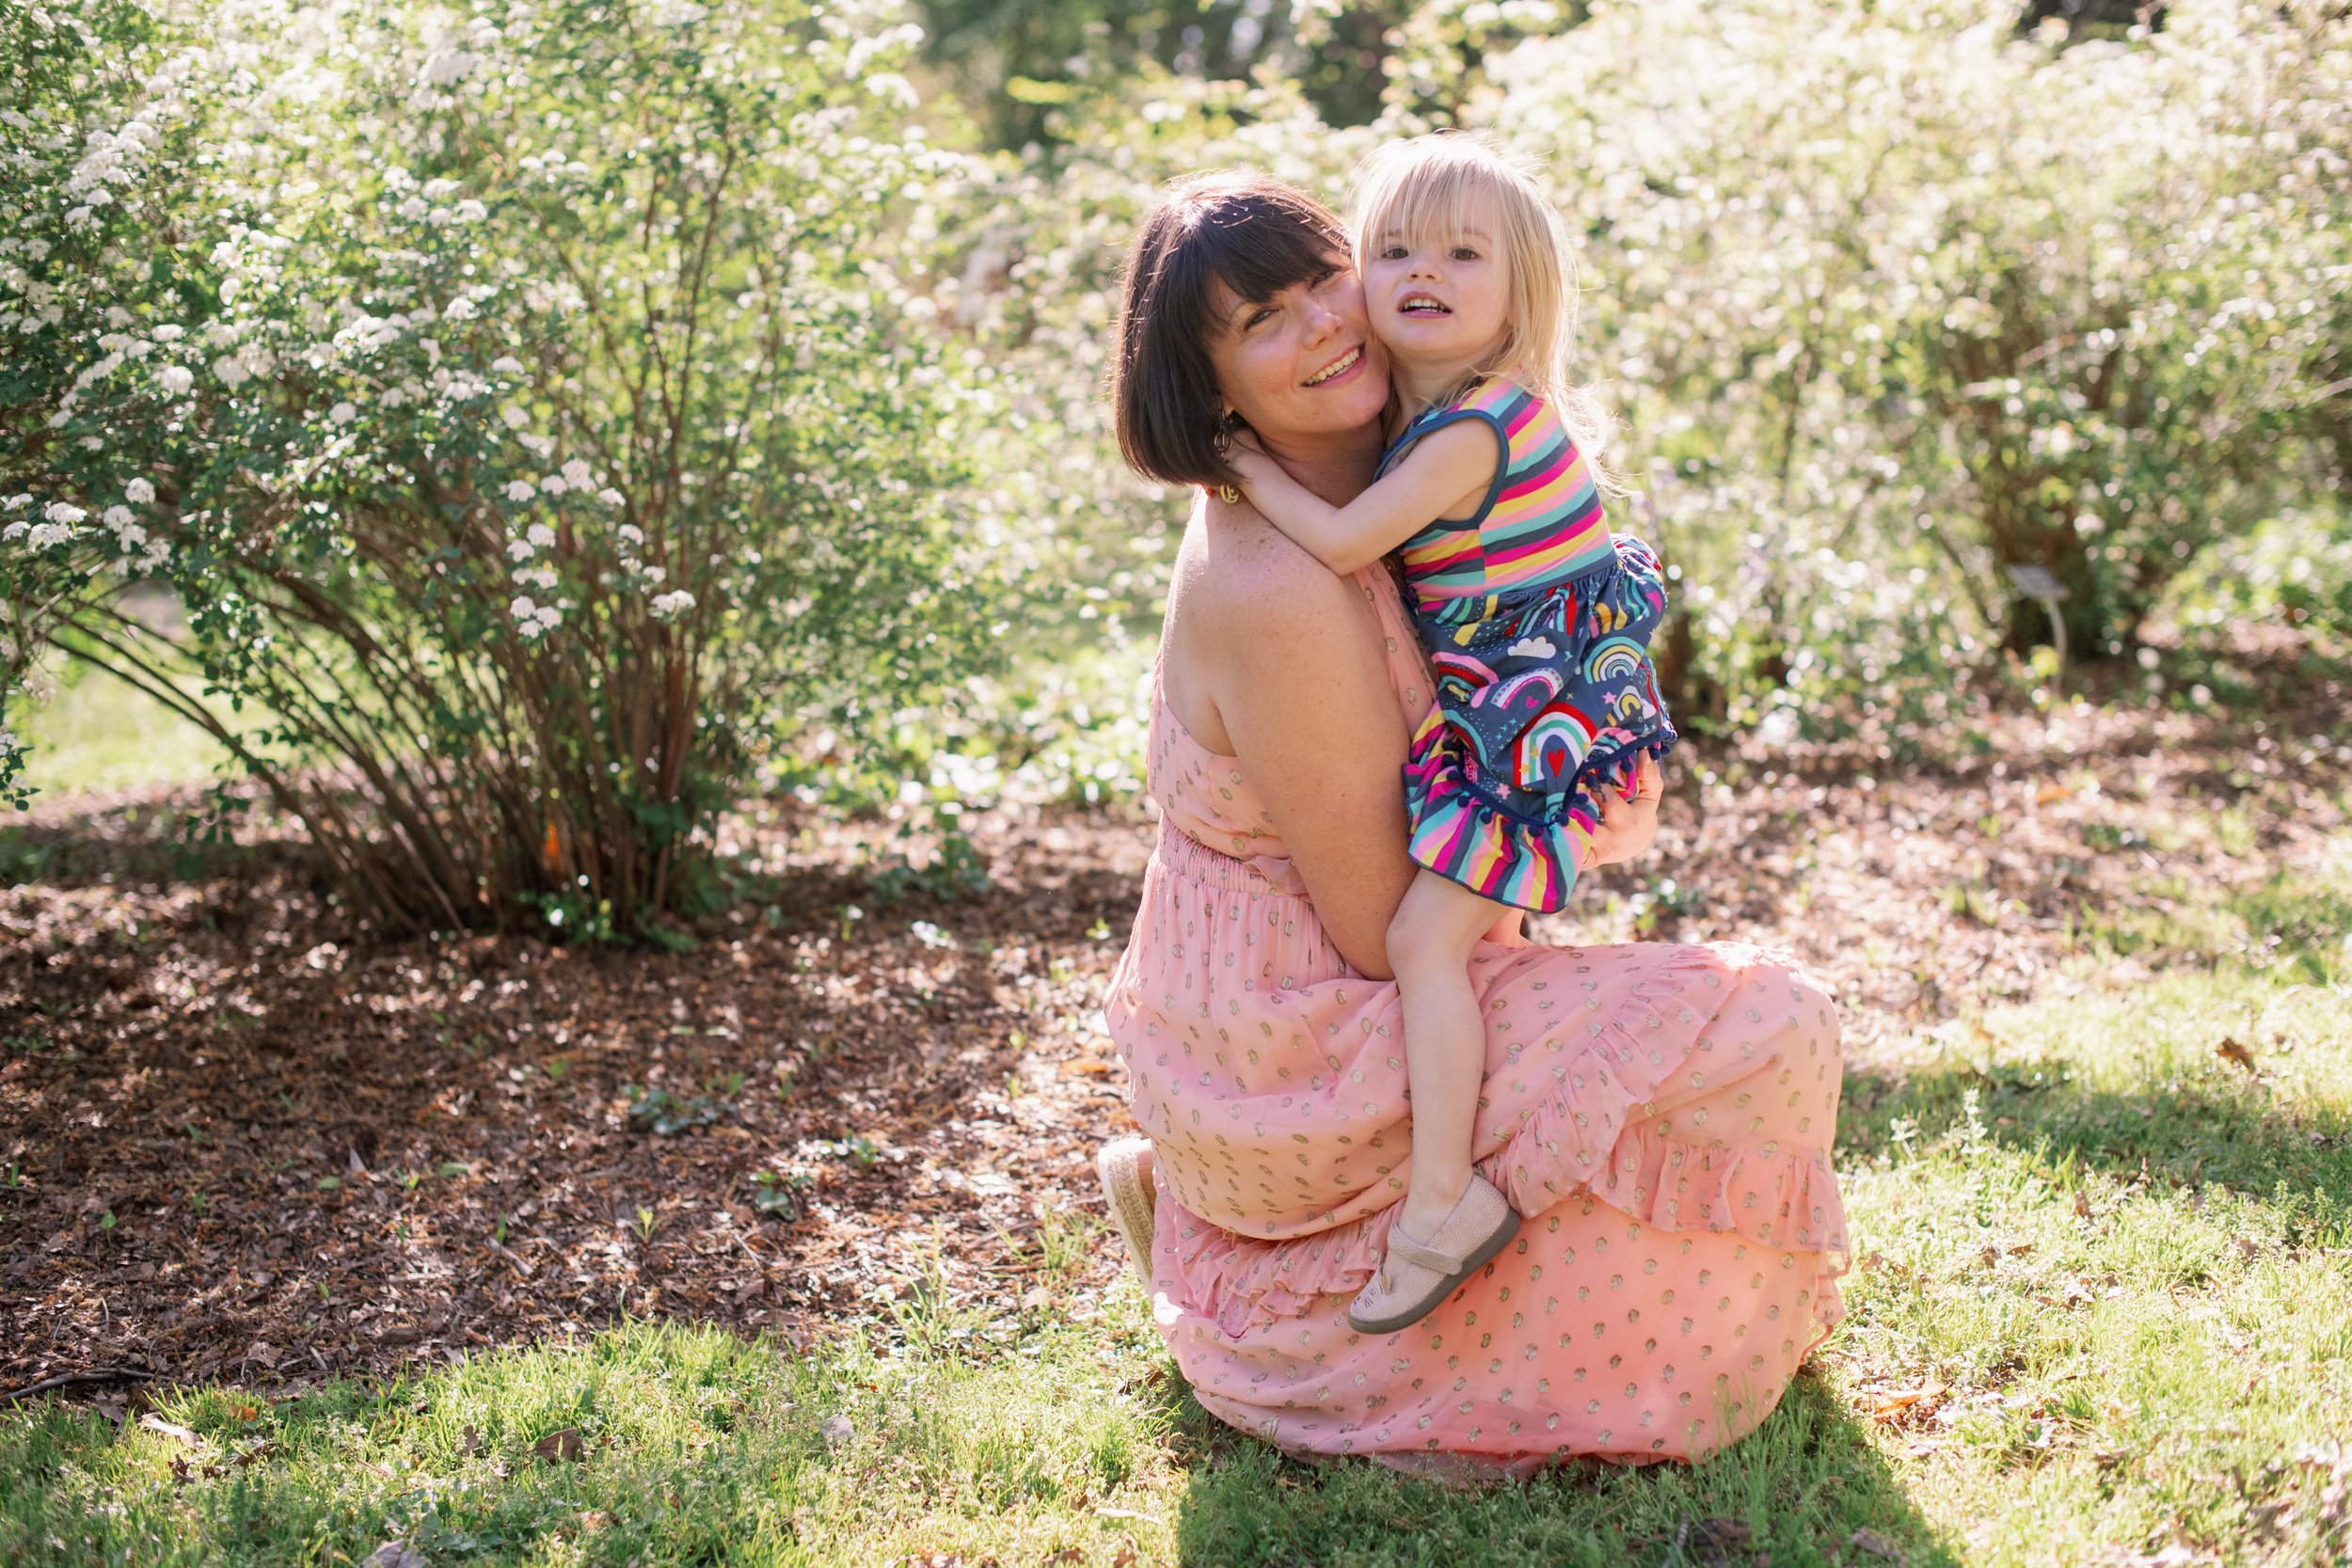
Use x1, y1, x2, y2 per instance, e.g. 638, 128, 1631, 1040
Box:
1111, 172, 1351, 489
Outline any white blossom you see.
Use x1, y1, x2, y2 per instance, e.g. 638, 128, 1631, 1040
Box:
504, 480, 537, 501
649, 589, 696, 619
124, 478, 154, 503
327, 402, 357, 425
156, 365, 193, 396
43, 502, 87, 525
212, 355, 251, 388
562, 459, 595, 487
526, 522, 556, 547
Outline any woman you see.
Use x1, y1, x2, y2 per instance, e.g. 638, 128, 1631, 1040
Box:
1095, 172, 1848, 1476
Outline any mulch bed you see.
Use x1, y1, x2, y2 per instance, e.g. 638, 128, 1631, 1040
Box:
3, 672, 2346, 1402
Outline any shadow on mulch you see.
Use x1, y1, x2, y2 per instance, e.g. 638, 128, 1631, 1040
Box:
4, 672, 2346, 1405
0, 800, 1153, 1398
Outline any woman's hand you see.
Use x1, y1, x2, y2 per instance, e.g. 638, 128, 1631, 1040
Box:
1584, 754, 1664, 868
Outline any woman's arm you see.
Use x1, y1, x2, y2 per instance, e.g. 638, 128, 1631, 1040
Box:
1227, 420, 1497, 578
1173, 509, 1665, 977
1180, 510, 1418, 977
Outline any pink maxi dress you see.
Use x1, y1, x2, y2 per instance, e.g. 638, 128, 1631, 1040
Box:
1104, 564, 1851, 1473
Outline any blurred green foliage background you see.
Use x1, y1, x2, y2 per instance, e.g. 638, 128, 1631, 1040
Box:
5, 0, 2346, 931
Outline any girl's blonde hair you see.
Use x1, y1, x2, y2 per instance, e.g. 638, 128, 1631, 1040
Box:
1351, 133, 1618, 489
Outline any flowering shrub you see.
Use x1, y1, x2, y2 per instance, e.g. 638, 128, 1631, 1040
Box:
1484, 0, 2351, 739
3, 0, 1000, 933
946, 0, 2349, 759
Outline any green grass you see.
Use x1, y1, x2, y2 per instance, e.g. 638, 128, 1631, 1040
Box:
4, 863, 2346, 1566
12, 662, 230, 800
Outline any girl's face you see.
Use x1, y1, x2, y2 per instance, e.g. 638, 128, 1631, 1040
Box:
1206, 257, 1391, 451
1361, 196, 1513, 377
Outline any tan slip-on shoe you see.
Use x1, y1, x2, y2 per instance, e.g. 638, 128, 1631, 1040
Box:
1096, 1136, 1157, 1294
1347, 1172, 1520, 1335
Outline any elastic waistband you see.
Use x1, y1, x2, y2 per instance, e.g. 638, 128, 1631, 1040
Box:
1152, 816, 1310, 898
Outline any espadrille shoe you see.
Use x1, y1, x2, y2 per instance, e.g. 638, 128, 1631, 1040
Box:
1347, 1173, 1520, 1335
1096, 1136, 1158, 1293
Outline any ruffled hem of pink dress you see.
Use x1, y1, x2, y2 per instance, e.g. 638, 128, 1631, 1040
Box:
1163, 946, 1850, 1343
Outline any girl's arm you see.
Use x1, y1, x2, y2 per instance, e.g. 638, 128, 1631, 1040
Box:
1226, 420, 1499, 577
1171, 500, 1665, 978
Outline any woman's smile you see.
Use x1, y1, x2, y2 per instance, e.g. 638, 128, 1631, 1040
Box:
1303, 344, 1366, 387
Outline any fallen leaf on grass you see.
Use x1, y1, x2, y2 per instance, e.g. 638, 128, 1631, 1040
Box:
2074, 1192, 2094, 1219
1043, 1551, 1084, 1567
1095, 1506, 1165, 1526
2216, 1037, 2258, 1073
820, 1413, 854, 1448
370, 1544, 426, 1568
1849, 1526, 1906, 1562
1112, 1538, 1141, 1568
137, 1414, 199, 1447
531, 1429, 585, 1463
1861, 1383, 1949, 1426
1682, 1517, 1752, 1558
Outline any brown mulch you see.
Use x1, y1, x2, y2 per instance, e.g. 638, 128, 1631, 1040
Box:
2, 675, 2346, 1401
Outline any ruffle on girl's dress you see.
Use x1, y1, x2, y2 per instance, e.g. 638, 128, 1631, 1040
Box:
1403, 711, 1677, 914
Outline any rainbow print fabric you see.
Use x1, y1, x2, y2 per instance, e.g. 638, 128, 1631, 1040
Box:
1383, 378, 1677, 912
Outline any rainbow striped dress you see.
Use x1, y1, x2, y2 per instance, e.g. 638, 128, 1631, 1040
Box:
1391, 376, 1677, 911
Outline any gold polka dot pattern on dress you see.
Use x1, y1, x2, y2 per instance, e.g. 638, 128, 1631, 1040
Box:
1104, 566, 1850, 1477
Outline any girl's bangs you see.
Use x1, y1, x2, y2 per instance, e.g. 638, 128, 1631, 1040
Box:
1357, 161, 1507, 254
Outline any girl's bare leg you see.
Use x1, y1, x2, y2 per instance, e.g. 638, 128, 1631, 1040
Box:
1386, 867, 1516, 1241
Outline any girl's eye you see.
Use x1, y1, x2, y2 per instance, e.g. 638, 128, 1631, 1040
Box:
1379, 245, 1406, 261
1451, 245, 1480, 261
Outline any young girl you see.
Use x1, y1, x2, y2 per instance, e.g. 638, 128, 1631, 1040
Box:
1224, 134, 1677, 1334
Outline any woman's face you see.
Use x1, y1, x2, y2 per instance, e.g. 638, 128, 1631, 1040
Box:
1205, 259, 1391, 452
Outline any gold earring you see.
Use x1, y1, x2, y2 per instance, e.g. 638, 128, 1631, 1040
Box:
1209, 420, 1240, 504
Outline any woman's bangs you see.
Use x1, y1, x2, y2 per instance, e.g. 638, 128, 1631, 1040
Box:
1189, 199, 1345, 317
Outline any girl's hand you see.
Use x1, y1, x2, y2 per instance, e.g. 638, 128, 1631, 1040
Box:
1222, 430, 1284, 502
1583, 753, 1663, 868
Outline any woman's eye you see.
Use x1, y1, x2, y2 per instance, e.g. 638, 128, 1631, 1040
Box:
1247, 307, 1275, 328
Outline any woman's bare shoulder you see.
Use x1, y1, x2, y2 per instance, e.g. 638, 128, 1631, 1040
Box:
1173, 498, 1376, 641
1162, 497, 1387, 758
